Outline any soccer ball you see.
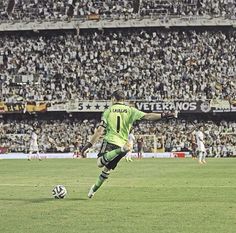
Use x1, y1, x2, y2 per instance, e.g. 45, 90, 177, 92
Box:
52, 185, 67, 199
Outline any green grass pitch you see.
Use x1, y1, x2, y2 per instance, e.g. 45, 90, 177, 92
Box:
0, 158, 235, 233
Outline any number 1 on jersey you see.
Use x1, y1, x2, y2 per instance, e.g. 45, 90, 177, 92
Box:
116, 116, 121, 133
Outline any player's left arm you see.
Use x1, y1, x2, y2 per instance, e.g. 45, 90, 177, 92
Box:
131, 107, 178, 122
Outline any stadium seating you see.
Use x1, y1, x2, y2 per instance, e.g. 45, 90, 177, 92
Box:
1, 28, 235, 102
0, 0, 236, 156
0, 0, 235, 21
0, 118, 235, 155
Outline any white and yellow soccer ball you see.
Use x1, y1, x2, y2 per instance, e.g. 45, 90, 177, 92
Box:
52, 185, 67, 199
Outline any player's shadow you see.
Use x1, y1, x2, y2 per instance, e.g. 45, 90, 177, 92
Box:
0, 197, 88, 203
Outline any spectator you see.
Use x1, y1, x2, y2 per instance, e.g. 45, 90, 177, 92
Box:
1, 117, 235, 154
1, 0, 236, 22
0, 28, 236, 102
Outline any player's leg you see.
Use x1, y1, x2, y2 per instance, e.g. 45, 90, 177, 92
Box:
202, 151, 207, 164
137, 148, 141, 159
192, 146, 196, 159
126, 151, 132, 162
28, 150, 32, 160
138, 149, 143, 159
37, 150, 41, 160
74, 150, 78, 158
140, 151, 143, 159
88, 152, 126, 198
88, 142, 114, 198
97, 142, 130, 168
28, 144, 36, 160
88, 167, 110, 198
198, 151, 203, 164
191, 150, 194, 159
33, 144, 41, 160
77, 151, 82, 158
128, 151, 133, 161
213, 146, 218, 158
125, 152, 129, 161
88, 141, 129, 198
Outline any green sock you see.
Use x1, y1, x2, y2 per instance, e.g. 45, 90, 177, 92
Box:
93, 176, 105, 192
93, 170, 110, 192
104, 148, 122, 162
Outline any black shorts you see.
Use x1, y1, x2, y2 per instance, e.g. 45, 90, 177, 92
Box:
97, 141, 127, 170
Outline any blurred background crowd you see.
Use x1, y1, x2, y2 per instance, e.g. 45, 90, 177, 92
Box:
1, 28, 236, 102
0, 0, 236, 157
0, 0, 236, 21
1, 117, 236, 156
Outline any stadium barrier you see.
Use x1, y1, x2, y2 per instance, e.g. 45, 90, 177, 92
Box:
0, 152, 191, 159
1, 99, 236, 113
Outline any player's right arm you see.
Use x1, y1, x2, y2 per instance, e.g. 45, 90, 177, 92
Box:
80, 124, 104, 158
80, 109, 109, 157
89, 125, 105, 145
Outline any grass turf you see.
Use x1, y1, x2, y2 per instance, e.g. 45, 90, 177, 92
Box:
0, 158, 235, 233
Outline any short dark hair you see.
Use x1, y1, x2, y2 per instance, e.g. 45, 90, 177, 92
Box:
111, 90, 125, 101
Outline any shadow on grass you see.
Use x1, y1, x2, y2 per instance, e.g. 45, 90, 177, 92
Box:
0, 197, 88, 203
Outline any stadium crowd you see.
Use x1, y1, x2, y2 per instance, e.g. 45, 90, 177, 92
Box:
0, 0, 236, 21
1, 28, 236, 102
0, 118, 236, 157
136, 119, 236, 157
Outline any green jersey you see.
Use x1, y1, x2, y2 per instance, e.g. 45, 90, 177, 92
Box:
101, 103, 146, 147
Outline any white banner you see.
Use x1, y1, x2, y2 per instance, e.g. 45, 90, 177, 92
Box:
47, 101, 111, 112
210, 99, 231, 112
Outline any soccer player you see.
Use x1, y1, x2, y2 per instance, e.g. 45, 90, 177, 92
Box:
81, 90, 178, 198
73, 135, 82, 158
190, 129, 197, 159
196, 126, 206, 164
137, 136, 144, 159
28, 128, 41, 161
125, 132, 135, 162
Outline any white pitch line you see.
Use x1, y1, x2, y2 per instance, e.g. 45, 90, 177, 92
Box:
0, 184, 79, 187
0, 184, 235, 188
